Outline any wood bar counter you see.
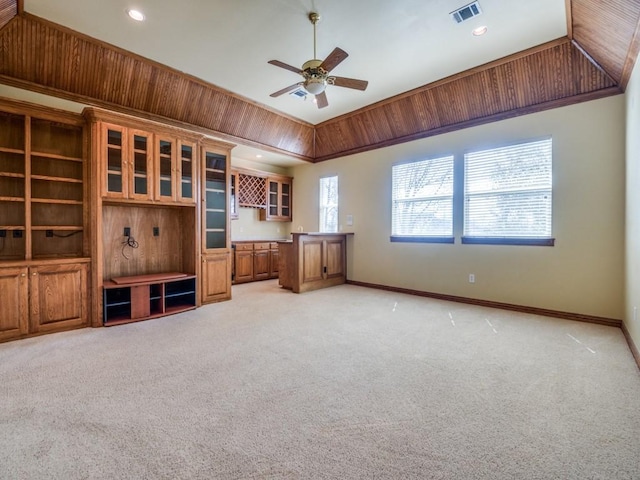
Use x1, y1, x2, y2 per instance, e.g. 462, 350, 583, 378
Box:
278, 233, 352, 293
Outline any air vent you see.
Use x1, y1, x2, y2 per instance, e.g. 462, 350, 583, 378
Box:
289, 88, 307, 99
450, 1, 482, 23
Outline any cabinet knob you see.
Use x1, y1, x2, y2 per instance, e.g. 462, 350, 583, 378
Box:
32, 272, 37, 276
21, 273, 26, 277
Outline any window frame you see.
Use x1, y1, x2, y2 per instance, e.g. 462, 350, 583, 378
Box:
319, 175, 339, 233
462, 137, 555, 246
390, 155, 455, 244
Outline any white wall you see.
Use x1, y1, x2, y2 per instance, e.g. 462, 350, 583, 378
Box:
626, 60, 640, 347
293, 96, 626, 319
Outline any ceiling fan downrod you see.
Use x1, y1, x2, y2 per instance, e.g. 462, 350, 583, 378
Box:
309, 12, 320, 60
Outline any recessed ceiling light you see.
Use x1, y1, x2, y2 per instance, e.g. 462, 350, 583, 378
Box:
472, 26, 487, 36
127, 9, 145, 21
256, 154, 263, 158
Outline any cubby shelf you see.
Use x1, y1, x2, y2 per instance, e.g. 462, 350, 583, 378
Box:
103, 274, 197, 326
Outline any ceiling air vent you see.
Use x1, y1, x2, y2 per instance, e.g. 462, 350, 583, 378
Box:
450, 1, 482, 23
289, 88, 307, 100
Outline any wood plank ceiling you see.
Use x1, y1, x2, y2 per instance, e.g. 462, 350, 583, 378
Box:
0, 1, 638, 162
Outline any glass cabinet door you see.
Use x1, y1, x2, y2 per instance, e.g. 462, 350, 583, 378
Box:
281, 182, 290, 219
105, 127, 125, 196
268, 180, 279, 218
178, 142, 195, 203
203, 151, 227, 250
130, 132, 151, 199
157, 138, 175, 201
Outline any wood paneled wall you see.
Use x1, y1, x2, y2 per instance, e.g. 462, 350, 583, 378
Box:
102, 204, 196, 280
571, 0, 640, 87
0, 14, 315, 160
0, 0, 16, 30
0, 3, 638, 162
314, 40, 618, 161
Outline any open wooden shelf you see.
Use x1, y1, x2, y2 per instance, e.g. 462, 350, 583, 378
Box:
103, 273, 197, 326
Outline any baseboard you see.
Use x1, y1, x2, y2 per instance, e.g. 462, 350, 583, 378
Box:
621, 322, 640, 371
346, 280, 622, 328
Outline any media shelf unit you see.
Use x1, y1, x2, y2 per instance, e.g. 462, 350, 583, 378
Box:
103, 272, 196, 326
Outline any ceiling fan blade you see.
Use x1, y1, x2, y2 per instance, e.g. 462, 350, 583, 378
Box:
332, 76, 369, 91
315, 91, 328, 109
268, 60, 303, 75
319, 47, 348, 73
270, 83, 302, 97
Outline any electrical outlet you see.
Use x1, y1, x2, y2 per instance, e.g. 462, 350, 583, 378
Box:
13, 230, 22, 238
45, 230, 53, 237
0, 230, 5, 238
124, 227, 130, 237
469, 274, 475, 283
153, 227, 159, 237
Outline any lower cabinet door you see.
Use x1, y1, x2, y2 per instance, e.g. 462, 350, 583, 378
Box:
0, 267, 29, 341
253, 250, 270, 280
29, 263, 89, 334
202, 251, 231, 303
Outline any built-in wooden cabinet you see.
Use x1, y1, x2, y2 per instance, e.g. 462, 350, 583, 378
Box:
269, 242, 279, 278
103, 124, 153, 201
103, 273, 196, 325
260, 176, 292, 222
278, 233, 350, 293
0, 261, 89, 341
233, 243, 254, 283
154, 136, 198, 204
253, 242, 271, 281
0, 100, 90, 342
232, 168, 293, 222
29, 261, 89, 334
202, 252, 232, 303
232, 241, 280, 283
0, 266, 28, 341
201, 141, 233, 303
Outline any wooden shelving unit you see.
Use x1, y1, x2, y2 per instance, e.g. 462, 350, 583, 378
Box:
0, 100, 90, 342
103, 273, 197, 326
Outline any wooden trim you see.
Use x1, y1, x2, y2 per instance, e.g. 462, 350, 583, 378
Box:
0, 95, 84, 125
621, 321, 640, 371
346, 279, 623, 328
15, 0, 21, 15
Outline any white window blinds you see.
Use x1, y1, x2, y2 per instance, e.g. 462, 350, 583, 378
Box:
319, 176, 338, 233
392, 156, 454, 237
464, 138, 552, 238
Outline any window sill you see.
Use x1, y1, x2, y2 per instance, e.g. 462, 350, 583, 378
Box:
390, 236, 455, 244
461, 237, 555, 246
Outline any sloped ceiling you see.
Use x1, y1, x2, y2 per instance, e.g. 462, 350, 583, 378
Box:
0, 0, 638, 162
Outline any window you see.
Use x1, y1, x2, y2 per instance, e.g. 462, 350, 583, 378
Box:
463, 138, 553, 245
391, 155, 454, 242
319, 175, 338, 232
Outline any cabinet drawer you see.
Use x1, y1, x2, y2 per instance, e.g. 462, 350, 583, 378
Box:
254, 242, 270, 250
270, 242, 279, 249
234, 243, 254, 251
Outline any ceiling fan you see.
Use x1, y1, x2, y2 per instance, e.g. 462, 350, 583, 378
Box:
268, 12, 369, 109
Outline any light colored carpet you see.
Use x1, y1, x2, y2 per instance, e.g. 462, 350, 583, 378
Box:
1, 280, 639, 479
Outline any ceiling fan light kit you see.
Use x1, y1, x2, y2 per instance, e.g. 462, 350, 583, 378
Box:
268, 11, 368, 109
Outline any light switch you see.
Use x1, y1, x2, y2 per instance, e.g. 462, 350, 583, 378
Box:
346, 215, 353, 226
